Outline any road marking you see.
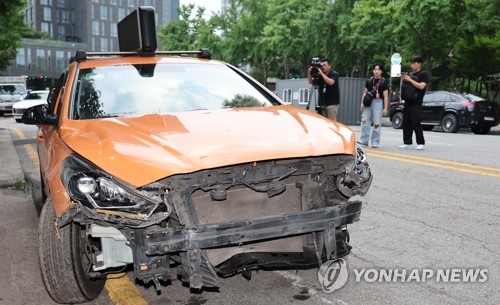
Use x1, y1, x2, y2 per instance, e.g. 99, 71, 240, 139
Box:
7, 126, 40, 168
365, 149, 500, 178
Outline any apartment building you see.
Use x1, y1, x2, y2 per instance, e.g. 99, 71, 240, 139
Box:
4, 0, 179, 89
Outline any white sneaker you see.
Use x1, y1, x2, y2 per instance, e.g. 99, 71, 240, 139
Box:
398, 144, 413, 149
416, 144, 425, 150
372, 144, 378, 148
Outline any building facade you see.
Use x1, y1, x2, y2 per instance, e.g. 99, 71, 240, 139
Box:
3, 0, 179, 89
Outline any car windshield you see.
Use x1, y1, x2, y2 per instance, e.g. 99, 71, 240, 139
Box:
25, 92, 48, 100
71, 63, 280, 119
0, 85, 27, 95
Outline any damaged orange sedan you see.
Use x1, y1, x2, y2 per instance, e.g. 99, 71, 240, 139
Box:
22, 7, 372, 304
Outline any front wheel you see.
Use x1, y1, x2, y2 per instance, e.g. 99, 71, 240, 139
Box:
391, 112, 403, 129
441, 114, 459, 133
471, 126, 491, 134
39, 198, 105, 303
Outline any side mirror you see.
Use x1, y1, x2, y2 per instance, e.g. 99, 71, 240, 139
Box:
22, 104, 58, 126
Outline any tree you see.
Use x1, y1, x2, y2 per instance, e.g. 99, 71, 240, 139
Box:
159, 4, 204, 51
216, 0, 274, 83
337, 0, 394, 77
223, 94, 264, 108
392, 0, 500, 91
262, 0, 323, 79
452, 33, 500, 94
159, 0, 498, 94
0, 0, 28, 72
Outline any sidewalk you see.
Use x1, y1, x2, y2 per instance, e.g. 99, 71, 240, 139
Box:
0, 128, 58, 304
0, 127, 24, 186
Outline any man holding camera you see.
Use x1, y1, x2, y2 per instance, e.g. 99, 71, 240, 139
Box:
307, 58, 340, 120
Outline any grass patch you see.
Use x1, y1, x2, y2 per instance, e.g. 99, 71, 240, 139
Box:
1, 179, 28, 191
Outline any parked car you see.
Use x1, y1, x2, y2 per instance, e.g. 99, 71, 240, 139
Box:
12, 90, 49, 122
390, 91, 500, 134
0, 83, 27, 116
21, 7, 372, 304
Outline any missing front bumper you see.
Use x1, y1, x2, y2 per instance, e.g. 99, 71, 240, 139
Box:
137, 200, 361, 288
143, 201, 361, 254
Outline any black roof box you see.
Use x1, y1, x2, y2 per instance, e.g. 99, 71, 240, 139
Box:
118, 6, 157, 55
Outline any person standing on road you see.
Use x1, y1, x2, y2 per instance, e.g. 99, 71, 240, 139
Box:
307, 58, 340, 120
358, 63, 389, 148
399, 55, 428, 150
390, 90, 400, 106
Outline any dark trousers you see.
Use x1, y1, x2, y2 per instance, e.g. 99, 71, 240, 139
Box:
402, 101, 425, 145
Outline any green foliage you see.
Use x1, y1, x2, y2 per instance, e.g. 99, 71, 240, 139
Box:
0, 0, 28, 72
223, 94, 264, 108
454, 32, 500, 80
22, 27, 54, 40
157, 0, 499, 94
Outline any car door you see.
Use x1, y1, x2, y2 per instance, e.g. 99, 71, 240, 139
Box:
37, 72, 67, 195
422, 92, 448, 123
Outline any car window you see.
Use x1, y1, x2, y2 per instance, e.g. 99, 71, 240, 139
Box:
50, 72, 68, 115
25, 92, 48, 100
437, 92, 453, 102
426, 92, 453, 102
423, 93, 435, 102
463, 93, 485, 102
71, 63, 280, 120
0, 85, 26, 95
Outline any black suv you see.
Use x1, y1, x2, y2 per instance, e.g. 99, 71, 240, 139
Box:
390, 91, 500, 134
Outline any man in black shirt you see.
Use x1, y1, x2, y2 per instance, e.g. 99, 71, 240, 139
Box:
400, 55, 429, 150
307, 58, 340, 120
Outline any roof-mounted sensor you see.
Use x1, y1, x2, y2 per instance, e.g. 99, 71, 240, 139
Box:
118, 6, 157, 56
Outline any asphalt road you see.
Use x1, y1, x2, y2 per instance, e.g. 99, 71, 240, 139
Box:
1, 116, 499, 305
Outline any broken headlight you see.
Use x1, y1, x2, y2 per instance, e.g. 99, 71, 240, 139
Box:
336, 143, 372, 197
61, 154, 163, 218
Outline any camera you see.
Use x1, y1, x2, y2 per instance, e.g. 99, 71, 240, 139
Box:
310, 57, 323, 73
310, 57, 323, 84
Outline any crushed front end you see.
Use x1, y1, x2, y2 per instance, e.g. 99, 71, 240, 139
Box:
60, 144, 372, 290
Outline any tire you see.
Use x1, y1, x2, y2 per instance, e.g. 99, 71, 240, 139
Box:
39, 198, 105, 303
15, 118, 22, 123
440, 113, 459, 133
471, 126, 491, 135
391, 112, 403, 129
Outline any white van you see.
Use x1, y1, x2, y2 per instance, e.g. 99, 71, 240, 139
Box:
0, 77, 28, 116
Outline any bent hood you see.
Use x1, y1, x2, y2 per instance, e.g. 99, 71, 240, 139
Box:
60, 105, 355, 187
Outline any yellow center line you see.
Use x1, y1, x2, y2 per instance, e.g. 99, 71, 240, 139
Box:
366, 150, 500, 178
365, 148, 500, 172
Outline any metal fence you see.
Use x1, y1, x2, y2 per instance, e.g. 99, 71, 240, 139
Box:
275, 77, 366, 125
